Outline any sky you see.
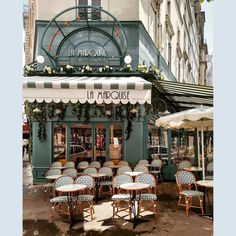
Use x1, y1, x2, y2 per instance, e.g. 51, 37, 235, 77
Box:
201, 1, 214, 55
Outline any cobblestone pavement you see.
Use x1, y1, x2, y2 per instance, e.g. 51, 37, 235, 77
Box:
23, 158, 213, 236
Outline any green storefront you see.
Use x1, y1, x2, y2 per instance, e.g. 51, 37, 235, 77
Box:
23, 6, 178, 183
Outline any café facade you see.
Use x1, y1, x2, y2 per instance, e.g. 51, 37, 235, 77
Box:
23, 6, 213, 183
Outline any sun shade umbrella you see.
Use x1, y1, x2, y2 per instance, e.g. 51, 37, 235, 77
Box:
155, 105, 213, 180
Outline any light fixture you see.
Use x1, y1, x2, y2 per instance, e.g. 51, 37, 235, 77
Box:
156, 98, 170, 117
33, 108, 41, 113
124, 55, 132, 64
36, 55, 45, 64
55, 108, 62, 115
129, 107, 138, 113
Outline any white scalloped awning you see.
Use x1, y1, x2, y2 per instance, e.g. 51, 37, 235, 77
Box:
23, 76, 152, 104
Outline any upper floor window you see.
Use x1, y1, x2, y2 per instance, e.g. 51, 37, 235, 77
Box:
76, 0, 101, 20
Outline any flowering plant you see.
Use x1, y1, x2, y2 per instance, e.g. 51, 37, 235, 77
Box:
98, 65, 113, 73
60, 64, 76, 74
24, 64, 37, 76
79, 65, 93, 73
149, 65, 165, 80
136, 64, 149, 74
43, 65, 56, 75
120, 64, 133, 73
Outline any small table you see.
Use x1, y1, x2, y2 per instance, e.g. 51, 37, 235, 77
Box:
89, 173, 107, 202
56, 183, 87, 229
125, 172, 143, 180
120, 182, 150, 229
46, 174, 63, 180
197, 180, 213, 220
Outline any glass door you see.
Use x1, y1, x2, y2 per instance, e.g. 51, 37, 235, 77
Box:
95, 124, 106, 163
109, 124, 123, 162
70, 124, 92, 164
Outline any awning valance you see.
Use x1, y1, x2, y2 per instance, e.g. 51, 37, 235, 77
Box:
153, 80, 213, 109
23, 76, 152, 104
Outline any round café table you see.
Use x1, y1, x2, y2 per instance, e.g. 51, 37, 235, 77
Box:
120, 182, 150, 229
197, 180, 213, 220
125, 172, 143, 180
56, 183, 87, 229
89, 173, 107, 203
46, 174, 63, 180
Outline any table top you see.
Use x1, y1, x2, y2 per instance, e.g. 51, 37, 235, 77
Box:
125, 171, 143, 177
183, 167, 203, 172
56, 184, 87, 193
78, 166, 89, 169
197, 180, 213, 188
120, 182, 150, 191
46, 174, 63, 180
90, 173, 107, 178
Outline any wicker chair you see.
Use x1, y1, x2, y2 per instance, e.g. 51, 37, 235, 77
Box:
64, 161, 75, 168
118, 160, 129, 166
103, 161, 115, 167
175, 170, 204, 216
51, 161, 62, 168
83, 167, 97, 175
74, 175, 95, 220
134, 165, 149, 174
117, 166, 132, 175
138, 160, 149, 165
63, 168, 78, 179
205, 162, 213, 180
77, 161, 89, 171
44, 168, 61, 201
177, 160, 191, 170
98, 167, 113, 197
150, 159, 163, 181
49, 176, 74, 221
111, 174, 133, 219
135, 173, 158, 219
89, 161, 101, 169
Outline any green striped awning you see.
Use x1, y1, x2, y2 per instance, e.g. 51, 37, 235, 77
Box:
23, 76, 152, 104
153, 80, 213, 109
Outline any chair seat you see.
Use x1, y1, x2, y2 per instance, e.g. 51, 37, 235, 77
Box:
50, 196, 69, 203
100, 181, 112, 186
136, 193, 157, 201
205, 175, 213, 180
75, 194, 94, 201
111, 194, 131, 201
180, 190, 204, 197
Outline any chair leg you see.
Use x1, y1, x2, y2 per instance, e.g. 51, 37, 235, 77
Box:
185, 197, 189, 216
199, 196, 204, 214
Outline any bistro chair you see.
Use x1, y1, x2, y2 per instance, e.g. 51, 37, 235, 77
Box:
89, 161, 101, 169
150, 159, 163, 181
103, 161, 115, 167
111, 174, 133, 219
77, 161, 89, 172
49, 175, 74, 221
135, 173, 158, 219
205, 162, 214, 180
175, 170, 204, 216
177, 160, 191, 170
117, 166, 132, 175
44, 168, 61, 201
134, 165, 149, 174
64, 161, 75, 168
98, 167, 113, 197
83, 167, 97, 175
75, 175, 95, 220
63, 168, 78, 179
138, 160, 149, 165
118, 160, 129, 166
51, 161, 62, 168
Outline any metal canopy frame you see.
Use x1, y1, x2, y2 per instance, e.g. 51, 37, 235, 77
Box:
40, 6, 128, 67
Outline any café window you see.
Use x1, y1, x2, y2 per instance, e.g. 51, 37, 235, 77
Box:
76, 0, 101, 20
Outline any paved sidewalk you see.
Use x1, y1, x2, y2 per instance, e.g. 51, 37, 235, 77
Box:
23, 160, 213, 236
